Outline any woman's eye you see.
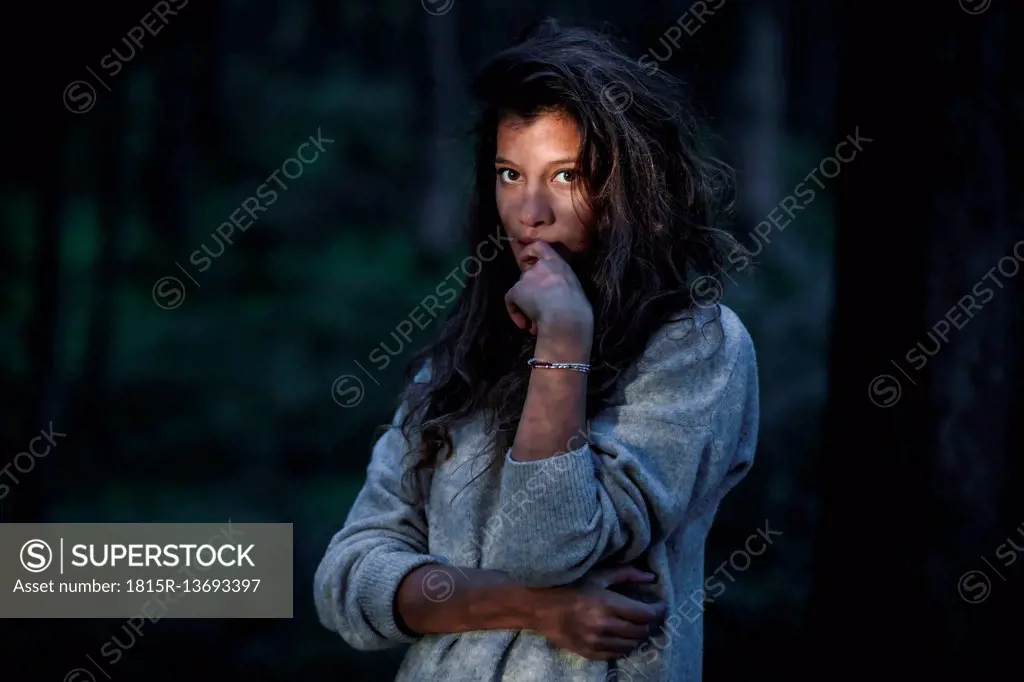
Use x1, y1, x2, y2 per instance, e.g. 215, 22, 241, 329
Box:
555, 170, 576, 183
498, 169, 520, 182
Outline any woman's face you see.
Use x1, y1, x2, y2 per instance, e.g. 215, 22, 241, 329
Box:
495, 111, 593, 272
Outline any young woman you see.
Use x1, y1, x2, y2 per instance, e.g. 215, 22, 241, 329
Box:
315, 18, 759, 682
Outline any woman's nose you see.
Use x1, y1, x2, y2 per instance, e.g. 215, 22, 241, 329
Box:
518, 191, 556, 228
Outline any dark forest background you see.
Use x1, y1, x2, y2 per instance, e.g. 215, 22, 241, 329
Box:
2, 0, 1022, 680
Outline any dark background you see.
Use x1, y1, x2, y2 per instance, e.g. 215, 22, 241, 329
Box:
2, 0, 1022, 679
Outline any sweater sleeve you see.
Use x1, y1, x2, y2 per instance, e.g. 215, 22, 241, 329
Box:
313, 376, 444, 650
487, 306, 759, 587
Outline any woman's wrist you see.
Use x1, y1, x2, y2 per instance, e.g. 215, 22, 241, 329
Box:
535, 312, 593, 363
490, 583, 546, 630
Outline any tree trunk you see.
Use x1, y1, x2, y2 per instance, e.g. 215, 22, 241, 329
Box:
195, 0, 226, 163
416, 5, 464, 266
733, 0, 783, 225
145, 45, 197, 261
786, 0, 837, 143
806, 1, 1023, 676
80, 85, 127, 473
6, 115, 68, 523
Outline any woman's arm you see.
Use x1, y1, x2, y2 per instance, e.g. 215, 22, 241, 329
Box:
509, 316, 592, 463
396, 563, 667, 661
504, 241, 592, 464
490, 306, 760, 587
394, 564, 537, 634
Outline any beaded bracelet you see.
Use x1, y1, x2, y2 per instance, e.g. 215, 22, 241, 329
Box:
527, 357, 591, 374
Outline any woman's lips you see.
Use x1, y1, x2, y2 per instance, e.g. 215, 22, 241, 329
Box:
517, 239, 573, 266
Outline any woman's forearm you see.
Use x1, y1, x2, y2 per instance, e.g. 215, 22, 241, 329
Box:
510, 317, 592, 462
395, 564, 540, 635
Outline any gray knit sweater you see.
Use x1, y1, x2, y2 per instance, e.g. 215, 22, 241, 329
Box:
314, 303, 759, 681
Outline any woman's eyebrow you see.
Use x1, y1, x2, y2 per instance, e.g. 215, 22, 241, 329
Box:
493, 156, 578, 165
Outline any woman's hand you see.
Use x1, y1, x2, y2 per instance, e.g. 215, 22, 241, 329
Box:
505, 240, 592, 338
530, 565, 666, 661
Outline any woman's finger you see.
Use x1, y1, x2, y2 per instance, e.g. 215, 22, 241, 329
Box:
504, 287, 530, 330
520, 239, 563, 264
506, 302, 529, 330
592, 635, 642, 657
607, 593, 667, 625
588, 566, 656, 589
600, 618, 651, 641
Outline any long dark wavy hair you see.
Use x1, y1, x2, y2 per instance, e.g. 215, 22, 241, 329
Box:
393, 18, 744, 504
